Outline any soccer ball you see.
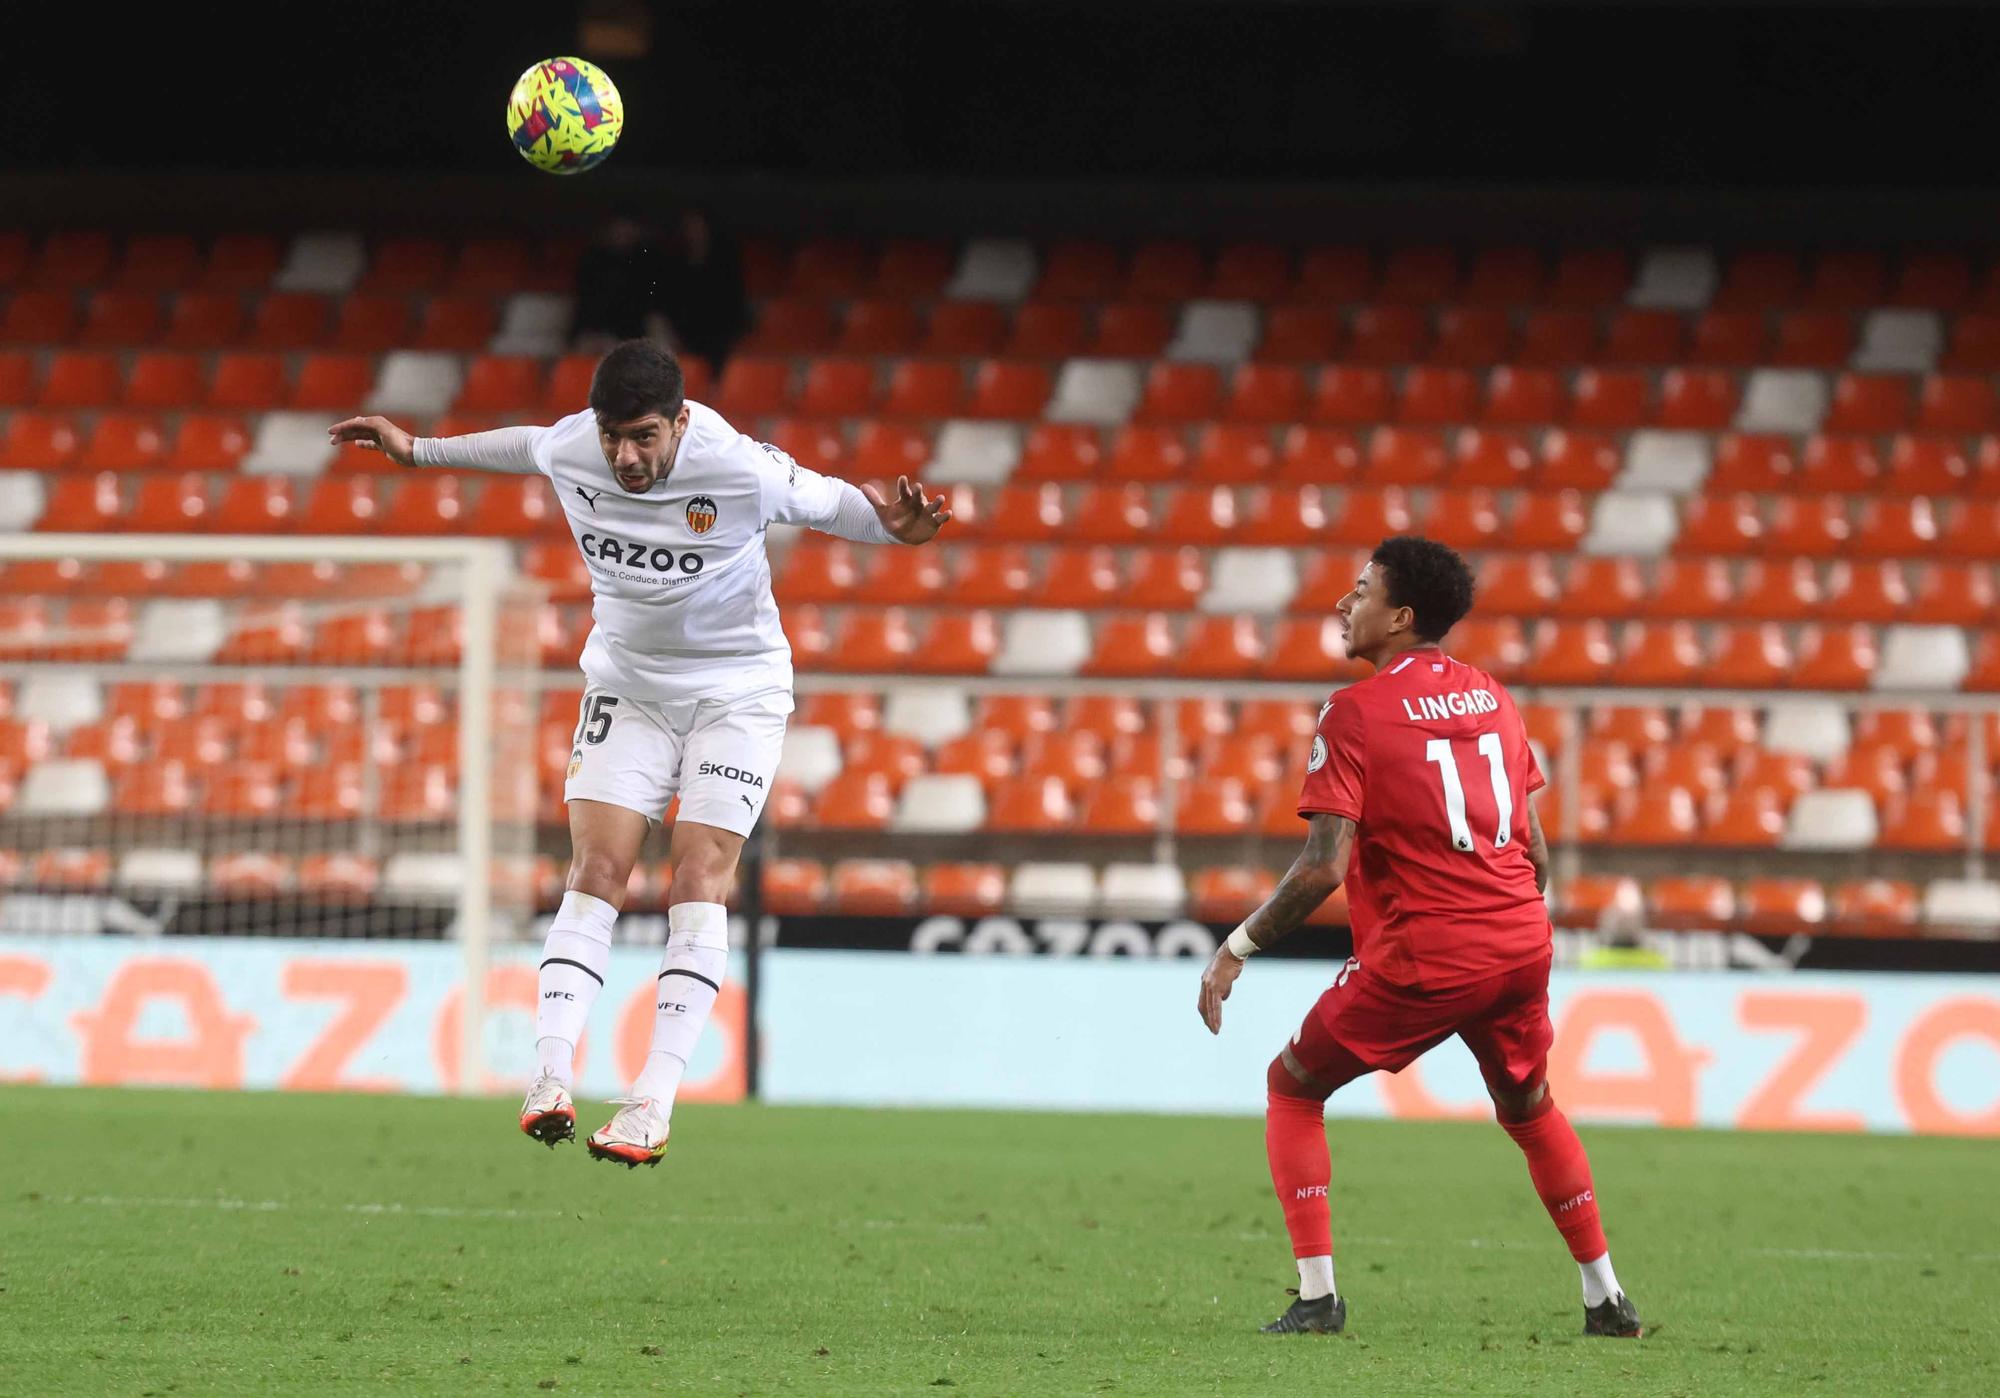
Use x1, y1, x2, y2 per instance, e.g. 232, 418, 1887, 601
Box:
506, 57, 623, 174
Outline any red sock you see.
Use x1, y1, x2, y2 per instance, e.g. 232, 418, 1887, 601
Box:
1265, 1084, 1332, 1259
1499, 1092, 1608, 1262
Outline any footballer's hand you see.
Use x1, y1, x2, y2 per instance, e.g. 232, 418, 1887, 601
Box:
327, 415, 416, 467
862, 475, 952, 544
1197, 946, 1246, 1035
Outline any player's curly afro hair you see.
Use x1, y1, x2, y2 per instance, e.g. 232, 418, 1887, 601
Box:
590, 340, 685, 423
1370, 535, 1476, 643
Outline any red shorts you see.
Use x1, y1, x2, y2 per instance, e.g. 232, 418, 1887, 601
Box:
1286, 952, 1554, 1097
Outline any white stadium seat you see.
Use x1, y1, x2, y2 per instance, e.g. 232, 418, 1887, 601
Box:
0, 474, 46, 531
775, 725, 843, 794
1628, 246, 1717, 309
946, 238, 1037, 302
1098, 863, 1188, 919
1581, 491, 1678, 556
1782, 789, 1879, 851
1618, 431, 1712, 495
1201, 548, 1298, 613
382, 852, 463, 903
1852, 309, 1942, 373
1921, 879, 2000, 929
116, 848, 204, 893
928, 422, 1021, 485
16, 674, 103, 732
1873, 626, 1970, 691
489, 293, 576, 356
1761, 699, 1851, 763
992, 611, 1091, 676
881, 686, 972, 744
891, 774, 987, 833
367, 351, 464, 417
18, 760, 110, 817
1167, 300, 1260, 363
242, 412, 336, 475
1045, 360, 1142, 425
128, 600, 226, 664
1008, 862, 1098, 916
1735, 369, 1829, 433
274, 231, 367, 294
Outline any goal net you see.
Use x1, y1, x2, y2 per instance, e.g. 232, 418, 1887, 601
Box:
0, 534, 546, 1082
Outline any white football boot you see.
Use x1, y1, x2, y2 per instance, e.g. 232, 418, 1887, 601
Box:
519, 1072, 575, 1148
585, 1096, 669, 1168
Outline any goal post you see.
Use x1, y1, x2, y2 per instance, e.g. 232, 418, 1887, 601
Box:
0, 533, 546, 1092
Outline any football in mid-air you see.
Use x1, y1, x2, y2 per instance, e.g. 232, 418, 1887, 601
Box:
506, 57, 623, 173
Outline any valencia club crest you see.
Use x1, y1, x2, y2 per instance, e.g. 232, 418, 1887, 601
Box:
685, 495, 718, 535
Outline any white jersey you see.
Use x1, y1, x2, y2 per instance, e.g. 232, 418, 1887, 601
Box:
416, 401, 886, 703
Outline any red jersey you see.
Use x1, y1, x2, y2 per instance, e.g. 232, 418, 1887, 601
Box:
1296, 645, 1550, 990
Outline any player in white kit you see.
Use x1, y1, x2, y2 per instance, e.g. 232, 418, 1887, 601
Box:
328, 342, 950, 1166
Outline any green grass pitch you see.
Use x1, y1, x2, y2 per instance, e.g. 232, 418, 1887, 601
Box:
3, 1087, 1995, 1395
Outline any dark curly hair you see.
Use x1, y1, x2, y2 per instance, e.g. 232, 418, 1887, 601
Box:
1370, 536, 1476, 643
589, 340, 685, 423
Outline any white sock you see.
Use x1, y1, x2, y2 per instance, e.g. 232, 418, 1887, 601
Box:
629, 901, 728, 1119
1297, 1255, 1336, 1302
534, 890, 617, 1087
1579, 1251, 1621, 1307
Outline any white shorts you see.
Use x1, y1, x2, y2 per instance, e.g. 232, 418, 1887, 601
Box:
563, 685, 792, 836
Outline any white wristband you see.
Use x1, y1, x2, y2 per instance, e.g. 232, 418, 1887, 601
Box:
1225, 925, 1258, 959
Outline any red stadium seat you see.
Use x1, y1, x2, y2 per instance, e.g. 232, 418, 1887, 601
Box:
1850, 498, 1938, 557
1134, 363, 1221, 423
1689, 310, 1768, 366
1068, 484, 1153, 543
986, 775, 1075, 832
1421, 489, 1504, 551
1554, 557, 1646, 618
1944, 314, 2000, 372
764, 418, 848, 474
1825, 374, 1913, 433
881, 360, 965, 418
208, 476, 296, 533
872, 240, 952, 298
1679, 494, 1765, 555
1804, 251, 1886, 309
1015, 423, 1101, 481
1907, 563, 1996, 625
828, 860, 919, 915
1830, 879, 1920, 933
1537, 430, 1619, 490
1396, 367, 1479, 425
974, 484, 1066, 542
1657, 369, 1739, 429
1256, 306, 1340, 363
966, 361, 1053, 419
1379, 247, 1458, 304
0, 411, 78, 471
1192, 425, 1277, 482
1915, 376, 1997, 434
1524, 620, 1615, 685
1737, 558, 1822, 620
1767, 496, 1855, 556
1461, 247, 1542, 305
1772, 312, 1856, 367
1714, 250, 1800, 309
1084, 614, 1176, 676
1152, 485, 1237, 547
1, 290, 78, 344
1568, 369, 1650, 429
1822, 561, 1909, 621
922, 863, 1007, 916
1878, 790, 1966, 852
1517, 310, 1597, 365
1297, 246, 1372, 300
297, 477, 390, 534
39, 352, 121, 407
113, 762, 196, 818
838, 299, 923, 355
1885, 433, 1975, 496
1429, 307, 1514, 366
1477, 555, 1560, 616
32, 232, 112, 288
1274, 427, 1362, 484
1263, 617, 1353, 681
289, 353, 373, 410
1004, 302, 1089, 358
1449, 428, 1535, 487
745, 299, 836, 356
1346, 305, 1430, 363
1707, 624, 1794, 687
36, 473, 122, 531
1127, 244, 1207, 303
1364, 427, 1447, 485
1481, 366, 1566, 425
1792, 624, 1877, 689
1325, 487, 1414, 546
1546, 249, 1631, 307
1211, 244, 1292, 300
1289, 547, 1370, 611
1036, 241, 1123, 301
797, 358, 878, 417
1309, 366, 1392, 424
1648, 872, 1734, 923
788, 240, 869, 299
1711, 434, 1797, 493
325, 293, 409, 353
715, 356, 793, 418
205, 352, 288, 411
1602, 309, 1685, 365
81, 414, 165, 471
1174, 617, 1266, 678
851, 420, 933, 477
77, 291, 160, 346
921, 301, 1007, 356
121, 473, 210, 531
1449, 618, 1529, 680
1112, 424, 1184, 484
1040, 547, 1123, 607
410, 296, 495, 352
1609, 789, 1702, 848
1507, 491, 1588, 552
911, 610, 1000, 676
1091, 303, 1174, 357
1894, 253, 1972, 310
949, 545, 1035, 607
454, 355, 542, 413
112, 234, 199, 292
242, 291, 328, 349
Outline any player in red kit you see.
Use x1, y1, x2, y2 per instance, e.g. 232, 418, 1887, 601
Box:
1196, 536, 1641, 1340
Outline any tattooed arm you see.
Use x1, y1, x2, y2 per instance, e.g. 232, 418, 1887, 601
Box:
1197, 814, 1356, 1034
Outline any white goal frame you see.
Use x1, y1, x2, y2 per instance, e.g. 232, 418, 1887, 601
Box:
0, 533, 528, 1090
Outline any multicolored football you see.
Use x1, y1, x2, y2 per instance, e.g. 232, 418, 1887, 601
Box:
506, 57, 623, 174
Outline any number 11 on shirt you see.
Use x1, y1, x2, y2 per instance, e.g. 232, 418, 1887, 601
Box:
1424, 733, 1513, 852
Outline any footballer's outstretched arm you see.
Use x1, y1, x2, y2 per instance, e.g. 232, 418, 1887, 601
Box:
1197, 814, 1356, 1034
1526, 802, 1551, 894
326, 417, 545, 474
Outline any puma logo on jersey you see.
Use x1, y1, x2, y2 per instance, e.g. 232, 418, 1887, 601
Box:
575, 486, 602, 512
